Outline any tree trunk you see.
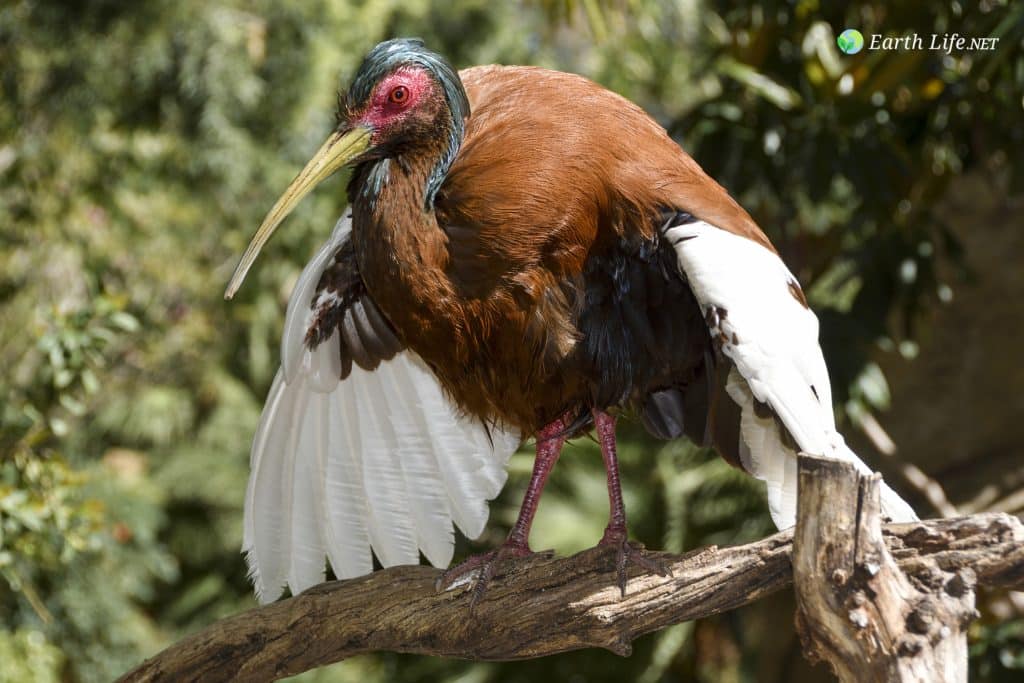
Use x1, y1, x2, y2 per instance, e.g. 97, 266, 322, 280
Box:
793, 454, 981, 682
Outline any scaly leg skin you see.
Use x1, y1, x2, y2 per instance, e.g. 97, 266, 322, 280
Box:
436, 414, 569, 608
593, 410, 671, 596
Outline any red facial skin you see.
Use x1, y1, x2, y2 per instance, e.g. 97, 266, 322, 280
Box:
353, 67, 435, 145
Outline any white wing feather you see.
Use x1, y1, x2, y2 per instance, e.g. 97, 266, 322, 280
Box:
243, 211, 522, 604
665, 220, 917, 528
287, 378, 326, 592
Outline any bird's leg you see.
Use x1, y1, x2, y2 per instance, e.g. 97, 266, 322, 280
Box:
436, 414, 569, 605
593, 410, 671, 596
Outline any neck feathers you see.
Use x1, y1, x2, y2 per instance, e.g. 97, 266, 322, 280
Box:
425, 102, 464, 208
424, 68, 468, 209
351, 146, 451, 283
349, 153, 456, 361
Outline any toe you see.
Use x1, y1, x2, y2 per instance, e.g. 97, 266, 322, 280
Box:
437, 543, 537, 605
603, 539, 672, 597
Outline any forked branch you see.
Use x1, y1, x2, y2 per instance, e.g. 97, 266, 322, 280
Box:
795, 456, 983, 681
120, 457, 1024, 682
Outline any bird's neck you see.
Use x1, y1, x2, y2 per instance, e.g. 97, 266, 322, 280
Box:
349, 144, 458, 336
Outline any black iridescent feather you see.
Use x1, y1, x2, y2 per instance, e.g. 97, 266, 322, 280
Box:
565, 209, 712, 439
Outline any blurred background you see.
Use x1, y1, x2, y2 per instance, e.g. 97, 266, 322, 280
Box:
1, 1, 1022, 681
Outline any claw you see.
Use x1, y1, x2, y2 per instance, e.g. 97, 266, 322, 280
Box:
436, 543, 541, 610
599, 529, 672, 597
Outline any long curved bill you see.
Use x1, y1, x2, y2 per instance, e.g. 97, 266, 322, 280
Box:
224, 126, 373, 299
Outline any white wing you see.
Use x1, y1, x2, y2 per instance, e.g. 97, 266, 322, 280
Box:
664, 219, 917, 528
243, 212, 522, 604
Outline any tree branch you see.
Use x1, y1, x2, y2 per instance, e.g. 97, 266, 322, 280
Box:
120, 505, 1023, 682
793, 455, 984, 681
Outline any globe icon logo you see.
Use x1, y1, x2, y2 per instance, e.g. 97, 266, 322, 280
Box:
837, 29, 865, 55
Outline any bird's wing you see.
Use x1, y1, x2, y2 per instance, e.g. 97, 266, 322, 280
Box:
663, 218, 917, 529
294, 215, 404, 379
243, 211, 522, 604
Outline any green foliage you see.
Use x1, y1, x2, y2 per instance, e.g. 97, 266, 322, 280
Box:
672, 2, 1024, 417
0, 629, 63, 683
972, 617, 1024, 681
0, 1, 1021, 681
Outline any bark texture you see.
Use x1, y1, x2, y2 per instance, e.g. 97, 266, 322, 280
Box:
121, 469, 1023, 683
792, 455, 1004, 682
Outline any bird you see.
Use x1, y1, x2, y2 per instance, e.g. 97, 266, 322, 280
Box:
226, 38, 918, 605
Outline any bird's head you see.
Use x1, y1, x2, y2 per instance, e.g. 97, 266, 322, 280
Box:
225, 38, 468, 299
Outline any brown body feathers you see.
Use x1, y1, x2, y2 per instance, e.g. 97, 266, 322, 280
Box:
315, 66, 769, 440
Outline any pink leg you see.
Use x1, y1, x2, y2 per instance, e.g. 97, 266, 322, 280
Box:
504, 416, 569, 548
593, 410, 670, 595
436, 414, 569, 605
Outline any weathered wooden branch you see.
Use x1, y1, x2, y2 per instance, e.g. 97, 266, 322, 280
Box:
120, 478, 1023, 683
792, 455, 992, 681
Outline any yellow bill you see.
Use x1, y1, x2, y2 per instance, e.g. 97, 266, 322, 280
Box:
224, 126, 373, 299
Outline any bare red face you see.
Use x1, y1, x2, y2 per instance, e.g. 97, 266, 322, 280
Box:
352, 66, 436, 144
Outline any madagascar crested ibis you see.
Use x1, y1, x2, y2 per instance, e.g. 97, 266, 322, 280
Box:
226, 38, 917, 604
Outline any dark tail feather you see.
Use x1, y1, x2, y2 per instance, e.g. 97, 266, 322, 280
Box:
637, 388, 687, 440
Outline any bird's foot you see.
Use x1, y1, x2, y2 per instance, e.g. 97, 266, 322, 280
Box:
598, 526, 672, 597
435, 542, 551, 610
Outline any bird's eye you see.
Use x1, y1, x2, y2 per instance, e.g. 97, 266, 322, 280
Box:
389, 86, 409, 104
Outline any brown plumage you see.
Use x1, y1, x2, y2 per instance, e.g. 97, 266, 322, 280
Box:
335, 65, 767, 440
230, 39, 917, 604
